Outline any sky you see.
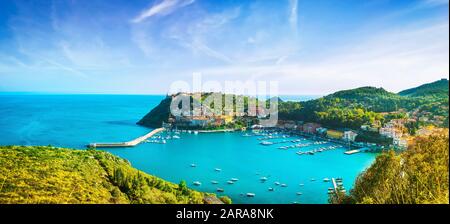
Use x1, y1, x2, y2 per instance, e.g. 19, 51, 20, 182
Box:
0, 0, 448, 95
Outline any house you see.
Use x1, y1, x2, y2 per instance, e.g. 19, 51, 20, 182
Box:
277, 120, 297, 129
302, 123, 321, 134
393, 137, 408, 149
190, 116, 210, 127
343, 131, 358, 142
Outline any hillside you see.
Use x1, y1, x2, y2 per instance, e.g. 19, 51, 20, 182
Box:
0, 146, 221, 204
399, 78, 449, 97
330, 132, 449, 204
137, 96, 172, 128
279, 79, 449, 129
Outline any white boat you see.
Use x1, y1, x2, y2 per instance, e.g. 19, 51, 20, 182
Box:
211, 181, 219, 184
274, 182, 280, 185
260, 177, 268, 181
188, 130, 192, 134
323, 178, 331, 182
227, 180, 234, 184
230, 178, 239, 182
310, 178, 316, 181
172, 135, 180, 139
242, 133, 252, 137
260, 141, 273, 146
193, 181, 201, 186
190, 164, 196, 167
214, 168, 222, 172
217, 188, 224, 192
194, 131, 199, 135
296, 192, 303, 195
281, 184, 287, 187
268, 187, 274, 191
246, 193, 256, 197
299, 183, 304, 186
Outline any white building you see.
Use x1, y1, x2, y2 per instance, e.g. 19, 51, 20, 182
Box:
343, 131, 358, 142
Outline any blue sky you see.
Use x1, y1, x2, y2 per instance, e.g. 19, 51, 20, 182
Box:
0, 0, 448, 94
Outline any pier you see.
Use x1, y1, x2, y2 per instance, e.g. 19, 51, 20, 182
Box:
89, 128, 165, 148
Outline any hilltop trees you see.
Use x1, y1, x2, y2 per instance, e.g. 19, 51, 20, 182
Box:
330, 132, 449, 204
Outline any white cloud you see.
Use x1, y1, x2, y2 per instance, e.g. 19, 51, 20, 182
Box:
289, 0, 298, 33
195, 20, 449, 95
131, 0, 195, 23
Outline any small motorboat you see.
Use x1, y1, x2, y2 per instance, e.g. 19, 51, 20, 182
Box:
260, 141, 273, 146
172, 135, 181, 139
246, 193, 256, 197
260, 177, 268, 182
227, 180, 234, 184
230, 178, 239, 182
190, 164, 196, 168
268, 187, 274, 192
193, 181, 201, 186
299, 183, 304, 186
323, 178, 331, 182
194, 131, 199, 135
281, 184, 287, 187
217, 188, 224, 192
310, 178, 316, 181
211, 181, 219, 185
296, 192, 303, 195
274, 182, 280, 186
214, 168, 222, 172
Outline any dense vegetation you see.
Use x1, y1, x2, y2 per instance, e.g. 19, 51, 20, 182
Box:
330, 132, 449, 204
279, 80, 449, 129
0, 146, 224, 204
399, 79, 449, 98
138, 79, 448, 130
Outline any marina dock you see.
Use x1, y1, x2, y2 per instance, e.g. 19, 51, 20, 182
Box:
89, 128, 165, 148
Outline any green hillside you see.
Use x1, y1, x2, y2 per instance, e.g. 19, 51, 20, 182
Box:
330, 132, 449, 204
0, 146, 218, 204
399, 78, 449, 97
278, 79, 449, 129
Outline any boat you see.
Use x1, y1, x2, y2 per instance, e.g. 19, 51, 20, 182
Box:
190, 164, 196, 167
227, 181, 234, 184
260, 177, 268, 181
172, 135, 180, 139
260, 141, 273, 146
281, 184, 287, 187
296, 192, 303, 195
217, 188, 224, 192
246, 193, 256, 197
242, 133, 252, 137
193, 181, 201, 186
194, 131, 199, 135
268, 187, 274, 192
274, 182, 280, 185
188, 130, 192, 134
211, 181, 219, 184
299, 183, 304, 186
214, 168, 222, 172
230, 178, 239, 182
310, 178, 316, 181
323, 178, 330, 182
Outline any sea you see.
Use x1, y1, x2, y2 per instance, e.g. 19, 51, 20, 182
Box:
0, 94, 376, 204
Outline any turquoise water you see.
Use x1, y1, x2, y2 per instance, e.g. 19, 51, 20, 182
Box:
0, 94, 376, 204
